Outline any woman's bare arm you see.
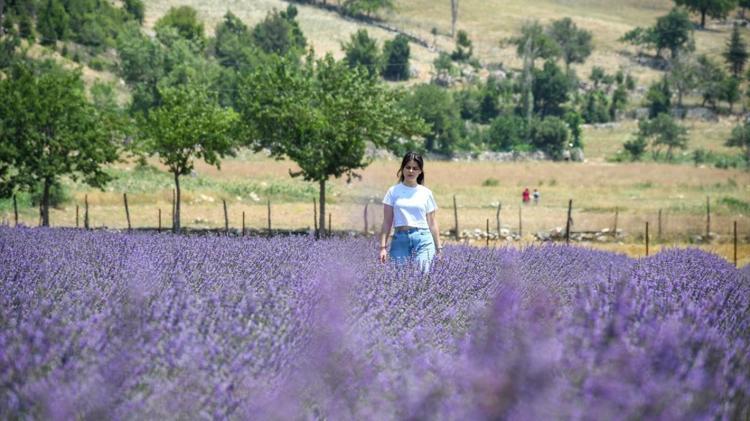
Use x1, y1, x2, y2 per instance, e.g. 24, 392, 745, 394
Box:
379, 205, 394, 263
427, 211, 441, 253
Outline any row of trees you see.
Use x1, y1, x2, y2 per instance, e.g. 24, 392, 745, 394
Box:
0, 5, 425, 234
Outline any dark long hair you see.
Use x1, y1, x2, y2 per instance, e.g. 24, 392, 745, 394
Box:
397, 151, 425, 185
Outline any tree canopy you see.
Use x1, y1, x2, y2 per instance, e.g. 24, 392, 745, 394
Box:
0, 60, 118, 225
238, 53, 426, 234
139, 84, 239, 232
674, 0, 737, 28
342, 29, 380, 77
547, 17, 593, 71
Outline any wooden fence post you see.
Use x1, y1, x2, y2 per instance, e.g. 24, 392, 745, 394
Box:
267, 199, 272, 237
565, 199, 572, 244
734, 220, 738, 268
123, 193, 131, 232
364, 203, 369, 235
645, 221, 650, 257
223, 199, 229, 235
613, 207, 618, 237
706, 196, 711, 239
75, 205, 79, 228
328, 212, 332, 237
657, 209, 662, 241
242, 211, 246, 237
13, 194, 18, 227
84, 194, 89, 230
158, 209, 162, 232
518, 206, 522, 239
453, 195, 459, 241
496, 202, 502, 235
486, 218, 490, 247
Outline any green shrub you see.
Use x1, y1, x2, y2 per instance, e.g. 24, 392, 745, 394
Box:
482, 178, 499, 187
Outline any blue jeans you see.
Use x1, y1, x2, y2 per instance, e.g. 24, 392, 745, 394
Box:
390, 228, 436, 271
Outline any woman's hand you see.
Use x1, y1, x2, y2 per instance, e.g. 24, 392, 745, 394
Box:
379, 247, 388, 263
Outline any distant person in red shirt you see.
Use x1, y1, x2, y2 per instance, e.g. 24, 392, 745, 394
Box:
522, 188, 530, 204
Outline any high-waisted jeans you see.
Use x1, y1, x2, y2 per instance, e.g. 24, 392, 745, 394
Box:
390, 227, 436, 271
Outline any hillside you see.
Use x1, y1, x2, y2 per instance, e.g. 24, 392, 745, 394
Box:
143, 0, 747, 84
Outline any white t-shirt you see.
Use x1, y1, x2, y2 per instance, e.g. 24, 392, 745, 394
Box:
382, 183, 438, 229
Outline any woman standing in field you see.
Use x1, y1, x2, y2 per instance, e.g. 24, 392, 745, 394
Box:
379, 151, 442, 270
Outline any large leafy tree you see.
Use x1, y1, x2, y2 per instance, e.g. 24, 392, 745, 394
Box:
674, 0, 737, 28
140, 84, 239, 233
342, 29, 380, 77
510, 21, 560, 132
547, 17, 593, 72
400, 83, 463, 155
238, 54, 426, 235
723, 23, 748, 78
0, 60, 118, 226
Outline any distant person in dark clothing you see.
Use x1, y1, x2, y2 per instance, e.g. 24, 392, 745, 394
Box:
533, 189, 540, 205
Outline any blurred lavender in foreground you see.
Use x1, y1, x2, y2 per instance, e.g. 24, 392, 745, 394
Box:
0, 227, 748, 420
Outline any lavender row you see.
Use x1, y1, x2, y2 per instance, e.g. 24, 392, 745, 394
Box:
0, 227, 748, 419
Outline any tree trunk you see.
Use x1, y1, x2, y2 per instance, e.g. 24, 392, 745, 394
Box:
451, 0, 458, 38
42, 177, 51, 227
701, 9, 706, 29
319, 179, 326, 237
173, 172, 181, 233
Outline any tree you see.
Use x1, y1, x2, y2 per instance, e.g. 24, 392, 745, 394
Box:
381, 34, 410, 81
451, 30, 473, 62
695, 54, 727, 109
654, 7, 694, 59
401, 83, 463, 154
726, 121, 750, 165
213, 11, 257, 70
638, 113, 688, 160
486, 114, 527, 152
723, 23, 748, 78
342, 29, 380, 77
36, 0, 69, 45
124, 0, 145, 24
511, 21, 560, 133
646, 76, 672, 118
547, 17, 593, 72
238, 54, 426, 235
669, 54, 698, 108
140, 84, 238, 233
532, 60, 570, 118
623, 135, 648, 160
722, 76, 741, 111
529, 116, 570, 160
252, 5, 306, 57
0, 61, 118, 225
674, 0, 737, 28
154, 5, 205, 47
510, 21, 560, 67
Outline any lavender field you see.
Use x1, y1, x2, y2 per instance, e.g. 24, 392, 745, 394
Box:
1, 227, 749, 420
